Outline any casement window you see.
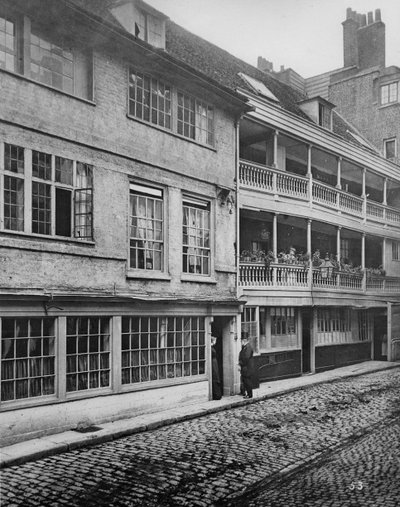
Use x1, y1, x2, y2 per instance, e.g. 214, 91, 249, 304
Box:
66, 317, 110, 392
4, 143, 24, 231
384, 138, 397, 159
121, 316, 206, 384
129, 183, 163, 270
271, 307, 296, 336
135, 10, 163, 47
182, 198, 211, 275
381, 82, 398, 105
317, 308, 351, 333
270, 307, 297, 349
0, 9, 17, 72
316, 308, 354, 345
128, 71, 171, 129
1, 318, 56, 402
340, 238, 350, 261
241, 306, 259, 353
128, 68, 214, 147
177, 93, 214, 145
358, 311, 370, 342
392, 241, 400, 261
318, 103, 331, 129
1, 144, 93, 240
0, 11, 93, 100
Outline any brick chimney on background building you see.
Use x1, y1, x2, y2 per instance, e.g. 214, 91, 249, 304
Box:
342, 7, 385, 70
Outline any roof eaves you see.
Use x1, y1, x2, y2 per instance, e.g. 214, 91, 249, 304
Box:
63, 0, 249, 112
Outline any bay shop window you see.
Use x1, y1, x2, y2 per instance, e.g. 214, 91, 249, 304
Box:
1, 143, 93, 239
316, 309, 372, 345
128, 68, 214, 146
1, 315, 207, 406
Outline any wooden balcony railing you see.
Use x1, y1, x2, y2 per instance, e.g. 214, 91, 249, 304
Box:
239, 160, 400, 228
239, 263, 399, 293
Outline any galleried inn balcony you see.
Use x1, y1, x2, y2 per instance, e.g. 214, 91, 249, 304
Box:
239, 161, 400, 228
239, 262, 400, 294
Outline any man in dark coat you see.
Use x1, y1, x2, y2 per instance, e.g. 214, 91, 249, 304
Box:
239, 333, 257, 398
211, 336, 222, 400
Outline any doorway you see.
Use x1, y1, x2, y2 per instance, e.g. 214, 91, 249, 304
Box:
211, 319, 224, 395
373, 314, 387, 361
302, 310, 311, 373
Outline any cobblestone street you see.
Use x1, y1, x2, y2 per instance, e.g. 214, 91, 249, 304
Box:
230, 417, 400, 507
2, 367, 400, 507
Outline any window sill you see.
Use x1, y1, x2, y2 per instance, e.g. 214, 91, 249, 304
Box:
120, 375, 207, 393
0, 67, 96, 106
0, 229, 95, 246
378, 102, 400, 110
259, 346, 301, 354
126, 114, 217, 152
126, 270, 172, 281
180, 274, 217, 284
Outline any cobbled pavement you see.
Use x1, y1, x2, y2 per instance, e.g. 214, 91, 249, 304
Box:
1, 368, 400, 507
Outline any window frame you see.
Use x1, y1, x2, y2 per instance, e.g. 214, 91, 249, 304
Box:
380, 82, 399, 105
128, 181, 165, 272
0, 11, 94, 101
392, 241, 400, 261
0, 142, 93, 241
0, 317, 57, 403
241, 306, 259, 354
384, 138, 397, 160
182, 196, 212, 277
121, 316, 206, 386
127, 67, 215, 148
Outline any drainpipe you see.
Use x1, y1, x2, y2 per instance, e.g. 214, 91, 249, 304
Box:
235, 117, 241, 300
361, 233, 366, 292
307, 219, 312, 289
307, 144, 313, 207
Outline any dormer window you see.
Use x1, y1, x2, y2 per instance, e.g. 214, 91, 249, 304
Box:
136, 8, 163, 47
110, 1, 168, 49
298, 96, 335, 131
318, 103, 331, 129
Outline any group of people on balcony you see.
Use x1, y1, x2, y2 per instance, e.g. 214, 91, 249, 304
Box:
240, 246, 385, 277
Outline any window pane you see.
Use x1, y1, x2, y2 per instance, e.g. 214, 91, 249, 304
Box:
121, 316, 206, 384
129, 69, 172, 129
182, 202, 210, 275
66, 317, 110, 393
129, 184, 164, 270
1, 318, 56, 401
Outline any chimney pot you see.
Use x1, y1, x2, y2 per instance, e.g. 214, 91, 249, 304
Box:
280, 65, 285, 72
375, 9, 381, 22
346, 7, 352, 19
367, 11, 373, 24
360, 14, 367, 27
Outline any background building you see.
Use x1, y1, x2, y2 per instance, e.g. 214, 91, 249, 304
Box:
259, 7, 400, 165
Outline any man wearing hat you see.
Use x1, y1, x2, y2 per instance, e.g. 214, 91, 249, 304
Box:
238, 332, 257, 398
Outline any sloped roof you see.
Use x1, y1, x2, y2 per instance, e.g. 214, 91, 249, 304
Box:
65, 0, 376, 152
166, 21, 309, 118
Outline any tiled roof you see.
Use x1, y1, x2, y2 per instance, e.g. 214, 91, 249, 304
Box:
166, 21, 309, 119
65, 0, 376, 151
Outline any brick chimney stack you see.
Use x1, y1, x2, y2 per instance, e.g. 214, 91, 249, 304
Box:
342, 7, 385, 70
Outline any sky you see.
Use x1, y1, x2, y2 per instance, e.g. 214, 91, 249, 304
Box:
145, 0, 400, 77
